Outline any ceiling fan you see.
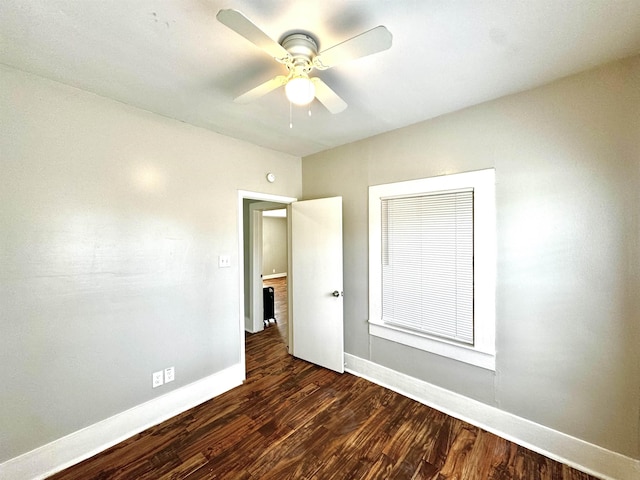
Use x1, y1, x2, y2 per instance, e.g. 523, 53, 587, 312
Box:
216, 9, 392, 114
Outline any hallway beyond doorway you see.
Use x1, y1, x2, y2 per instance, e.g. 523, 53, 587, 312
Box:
263, 276, 287, 342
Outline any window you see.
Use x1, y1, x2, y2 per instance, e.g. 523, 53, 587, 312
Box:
382, 189, 474, 343
369, 169, 495, 370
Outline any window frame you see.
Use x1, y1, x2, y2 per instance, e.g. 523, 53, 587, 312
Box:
368, 169, 496, 371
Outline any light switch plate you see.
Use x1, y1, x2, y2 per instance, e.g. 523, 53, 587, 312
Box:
218, 255, 231, 268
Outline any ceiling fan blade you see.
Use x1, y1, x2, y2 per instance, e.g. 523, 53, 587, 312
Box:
235, 75, 288, 104
217, 9, 291, 62
313, 26, 392, 70
310, 77, 347, 114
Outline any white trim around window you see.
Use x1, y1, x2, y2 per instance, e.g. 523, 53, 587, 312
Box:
369, 169, 496, 371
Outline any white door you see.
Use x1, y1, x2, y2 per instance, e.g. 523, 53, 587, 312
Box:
290, 196, 344, 373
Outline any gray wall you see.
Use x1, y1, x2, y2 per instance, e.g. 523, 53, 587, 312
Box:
302, 56, 640, 459
0, 65, 301, 462
262, 216, 288, 276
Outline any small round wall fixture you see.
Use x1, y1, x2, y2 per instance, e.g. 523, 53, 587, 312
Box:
266, 172, 276, 183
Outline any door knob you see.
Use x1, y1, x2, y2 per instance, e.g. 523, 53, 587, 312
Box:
332, 290, 342, 297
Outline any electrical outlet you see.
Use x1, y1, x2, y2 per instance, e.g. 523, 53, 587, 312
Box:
152, 370, 164, 388
164, 366, 175, 383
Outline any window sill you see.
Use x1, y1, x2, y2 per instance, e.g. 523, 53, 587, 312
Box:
368, 320, 496, 371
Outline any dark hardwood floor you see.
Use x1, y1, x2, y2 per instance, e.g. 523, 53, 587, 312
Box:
49, 276, 597, 479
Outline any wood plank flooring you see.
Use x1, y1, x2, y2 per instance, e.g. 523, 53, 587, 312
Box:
263, 277, 288, 342
48, 277, 598, 479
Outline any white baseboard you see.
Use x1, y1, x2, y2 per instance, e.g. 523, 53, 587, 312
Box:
0, 363, 245, 480
344, 353, 639, 480
262, 272, 287, 280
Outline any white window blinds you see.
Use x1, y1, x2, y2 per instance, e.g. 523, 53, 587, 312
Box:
381, 189, 474, 344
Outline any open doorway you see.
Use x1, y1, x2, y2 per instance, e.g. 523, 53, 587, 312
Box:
261, 208, 288, 340
238, 191, 296, 371
244, 200, 289, 334
238, 191, 345, 375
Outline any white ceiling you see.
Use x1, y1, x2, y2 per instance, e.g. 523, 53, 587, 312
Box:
2, 1, 640, 157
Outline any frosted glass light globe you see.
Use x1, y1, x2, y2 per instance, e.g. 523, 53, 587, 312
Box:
285, 76, 315, 106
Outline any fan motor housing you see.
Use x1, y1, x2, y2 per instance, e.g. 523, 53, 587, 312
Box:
281, 33, 318, 74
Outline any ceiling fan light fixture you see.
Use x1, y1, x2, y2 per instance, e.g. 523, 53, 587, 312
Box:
285, 75, 315, 106
218, 9, 392, 113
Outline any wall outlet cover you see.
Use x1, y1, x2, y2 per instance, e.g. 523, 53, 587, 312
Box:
164, 367, 175, 383
152, 371, 164, 388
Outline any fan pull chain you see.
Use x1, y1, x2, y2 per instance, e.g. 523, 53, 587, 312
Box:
288, 102, 312, 128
